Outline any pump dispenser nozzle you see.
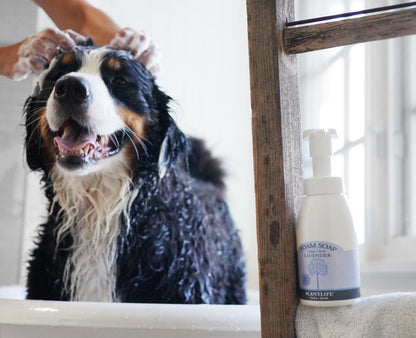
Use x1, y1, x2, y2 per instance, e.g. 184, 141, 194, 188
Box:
303, 129, 343, 195
303, 129, 337, 177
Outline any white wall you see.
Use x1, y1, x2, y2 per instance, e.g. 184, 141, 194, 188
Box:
33, 0, 258, 290
0, 2, 38, 286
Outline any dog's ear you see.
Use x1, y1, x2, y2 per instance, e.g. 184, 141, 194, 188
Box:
157, 128, 226, 189
158, 124, 189, 178
158, 133, 170, 178
76, 36, 97, 48
24, 93, 56, 173
24, 95, 44, 171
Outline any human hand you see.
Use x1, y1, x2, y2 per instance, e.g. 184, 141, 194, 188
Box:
10, 28, 82, 81
109, 28, 161, 76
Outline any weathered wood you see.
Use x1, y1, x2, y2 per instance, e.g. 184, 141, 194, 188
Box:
284, 7, 416, 54
246, 0, 302, 337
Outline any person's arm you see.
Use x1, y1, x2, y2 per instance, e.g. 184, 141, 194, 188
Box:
33, 0, 121, 46
0, 43, 20, 79
34, 0, 161, 74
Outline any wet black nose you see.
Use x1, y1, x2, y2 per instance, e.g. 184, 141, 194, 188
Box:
54, 76, 91, 105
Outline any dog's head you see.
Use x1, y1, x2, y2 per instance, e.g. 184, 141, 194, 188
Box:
25, 40, 172, 176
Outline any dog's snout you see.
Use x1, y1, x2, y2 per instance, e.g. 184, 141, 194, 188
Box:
54, 76, 91, 105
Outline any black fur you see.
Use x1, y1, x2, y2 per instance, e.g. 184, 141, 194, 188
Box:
24, 44, 246, 304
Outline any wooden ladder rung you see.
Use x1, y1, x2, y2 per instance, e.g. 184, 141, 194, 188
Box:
284, 6, 416, 54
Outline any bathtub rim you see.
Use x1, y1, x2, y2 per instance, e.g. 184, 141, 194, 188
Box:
0, 299, 260, 333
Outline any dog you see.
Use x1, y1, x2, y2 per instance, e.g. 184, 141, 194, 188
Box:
24, 39, 246, 304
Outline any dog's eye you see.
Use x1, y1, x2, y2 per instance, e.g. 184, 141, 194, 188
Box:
112, 77, 129, 87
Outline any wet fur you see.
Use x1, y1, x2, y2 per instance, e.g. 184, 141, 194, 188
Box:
24, 42, 246, 304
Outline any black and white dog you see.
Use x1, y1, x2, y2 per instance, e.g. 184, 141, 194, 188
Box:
24, 39, 246, 304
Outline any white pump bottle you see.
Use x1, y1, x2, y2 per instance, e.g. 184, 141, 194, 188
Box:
296, 129, 361, 306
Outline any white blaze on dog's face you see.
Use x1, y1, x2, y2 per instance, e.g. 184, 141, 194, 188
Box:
38, 46, 150, 175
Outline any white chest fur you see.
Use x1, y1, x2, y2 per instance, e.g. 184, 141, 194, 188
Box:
51, 156, 136, 302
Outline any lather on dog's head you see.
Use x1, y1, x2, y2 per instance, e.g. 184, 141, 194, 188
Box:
25, 39, 171, 177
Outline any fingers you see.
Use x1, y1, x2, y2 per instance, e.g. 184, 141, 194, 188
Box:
137, 42, 162, 76
19, 36, 58, 61
11, 28, 79, 80
109, 28, 135, 49
129, 32, 151, 59
110, 28, 162, 77
64, 29, 87, 45
29, 27, 76, 52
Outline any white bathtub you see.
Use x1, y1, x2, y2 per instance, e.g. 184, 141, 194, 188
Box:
0, 287, 260, 338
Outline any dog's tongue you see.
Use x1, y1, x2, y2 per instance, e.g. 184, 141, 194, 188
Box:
54, 120, 96, 153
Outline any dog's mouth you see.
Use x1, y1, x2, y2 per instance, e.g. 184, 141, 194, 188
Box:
53, 119, 125, 168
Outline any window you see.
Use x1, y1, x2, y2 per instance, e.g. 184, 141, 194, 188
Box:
297, 0, 416, 269
299, 43, 366, 244
365, 35, 416, 260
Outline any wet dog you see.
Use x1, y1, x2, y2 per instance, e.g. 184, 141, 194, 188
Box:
24, 40, 246, 303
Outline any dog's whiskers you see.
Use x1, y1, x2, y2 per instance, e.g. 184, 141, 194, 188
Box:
25, 104, 47, 117
26, 111, 47, 149
26, 110, 45, 127
125, 132, 140, 159
124, 127, 149, 157
109, 133, 120, 149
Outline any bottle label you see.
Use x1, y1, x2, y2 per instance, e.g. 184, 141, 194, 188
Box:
297, 241, 361, 301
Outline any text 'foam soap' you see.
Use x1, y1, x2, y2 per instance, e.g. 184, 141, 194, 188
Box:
297, 129, 361, 306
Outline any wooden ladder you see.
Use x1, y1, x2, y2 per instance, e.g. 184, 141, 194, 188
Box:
246, 1, 416, 336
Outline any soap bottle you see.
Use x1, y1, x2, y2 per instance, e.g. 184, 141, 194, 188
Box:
296, 129, 361, 306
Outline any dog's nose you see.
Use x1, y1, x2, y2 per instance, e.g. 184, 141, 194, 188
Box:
54, 76, 91, 105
